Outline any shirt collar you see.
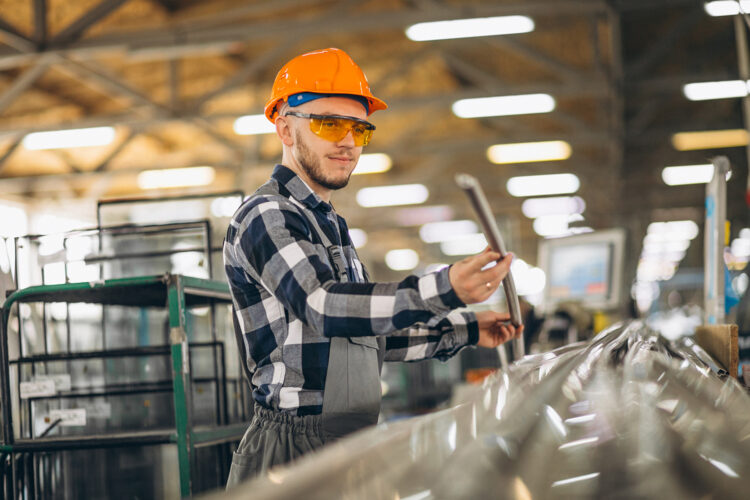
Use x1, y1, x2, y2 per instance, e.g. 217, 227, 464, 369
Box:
272, 164, 333, 213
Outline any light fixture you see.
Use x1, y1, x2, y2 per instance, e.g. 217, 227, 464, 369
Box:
137, 166, 216, 190
353, 153, 392, 175
348, 228, 368, 248
671, 129, 748, 151
23, 126, 116, 150
683, 80, 749, 101
405, 15, 534, 41
452, 94, 555, 118
440, 233, 488, 256
487, 140, 571, 164
385, 249, 419, 271
661, 164, 732, 185
533, 215, 571, 237
704, 1, 750, 16
506, 173, 580, 197
521, 196, 585, 219
419, 220, 478, 243
356, 184, 428, 207
233, 114, 277, 135
646, 220, 699, 240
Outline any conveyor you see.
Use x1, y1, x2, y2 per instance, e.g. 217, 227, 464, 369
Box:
216, 321, 750, 499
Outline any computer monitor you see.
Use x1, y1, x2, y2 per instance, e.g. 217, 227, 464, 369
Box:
537, 228, 626, 312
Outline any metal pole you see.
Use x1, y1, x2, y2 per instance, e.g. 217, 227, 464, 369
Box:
455, 174, 525, 359
733, 14, 750, 207
167, 274, 194, 498
704, 157, 730, 325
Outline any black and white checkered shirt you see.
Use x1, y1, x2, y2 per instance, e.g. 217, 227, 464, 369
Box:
224, 165, 478, 415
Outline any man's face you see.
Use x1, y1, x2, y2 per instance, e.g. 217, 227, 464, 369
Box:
288, 97, 367, 192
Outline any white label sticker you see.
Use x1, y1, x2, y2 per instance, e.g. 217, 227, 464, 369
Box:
87, 402, 111, 419
49, 408, 86, 427
34, 374, 71, 392
20, 380, 56, 399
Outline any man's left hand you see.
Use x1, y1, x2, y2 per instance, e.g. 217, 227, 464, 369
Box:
475, 310, 524, 348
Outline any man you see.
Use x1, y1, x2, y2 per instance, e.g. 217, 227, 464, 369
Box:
223, 47, 522, 487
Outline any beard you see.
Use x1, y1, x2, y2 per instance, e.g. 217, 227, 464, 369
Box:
294, 129, 353, 191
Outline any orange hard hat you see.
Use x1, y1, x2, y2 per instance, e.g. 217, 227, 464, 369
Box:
264, 47, 388, 122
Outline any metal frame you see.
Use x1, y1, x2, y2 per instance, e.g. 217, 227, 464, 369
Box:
0, 274, 245, 498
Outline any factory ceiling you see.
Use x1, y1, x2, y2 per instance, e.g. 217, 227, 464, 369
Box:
0, 0, 745, 281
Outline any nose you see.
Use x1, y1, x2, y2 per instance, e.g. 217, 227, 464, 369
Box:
337, 128, 357, 148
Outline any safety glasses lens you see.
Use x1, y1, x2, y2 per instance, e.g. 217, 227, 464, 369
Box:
310, 117, 372, 146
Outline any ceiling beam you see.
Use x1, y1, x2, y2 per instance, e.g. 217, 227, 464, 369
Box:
191, 37, 299, 109
0, 136, 22, 175
0, 56, 53, 115
625, 7, 704, 78
94, 128, 138, 172
34, 0, 47, 45
50, 0, 132, 47
0, 78, 613, 139
0, 17, 36, 53
0, 161, 243, 194
0, 1, 609, 70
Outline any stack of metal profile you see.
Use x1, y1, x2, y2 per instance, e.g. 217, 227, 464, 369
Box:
217, 321, 750, 500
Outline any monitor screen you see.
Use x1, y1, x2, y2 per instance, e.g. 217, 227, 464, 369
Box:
538, 229, 625, 312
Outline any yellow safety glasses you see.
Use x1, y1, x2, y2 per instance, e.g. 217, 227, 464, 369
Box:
284, 111, 375, 147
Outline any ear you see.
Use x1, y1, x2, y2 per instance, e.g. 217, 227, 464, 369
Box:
276, 116, 294, 147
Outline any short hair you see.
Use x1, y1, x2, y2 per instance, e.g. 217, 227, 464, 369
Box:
277, 101, 290, 121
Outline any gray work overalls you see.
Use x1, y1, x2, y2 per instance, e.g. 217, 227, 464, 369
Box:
226, 188, 386, 488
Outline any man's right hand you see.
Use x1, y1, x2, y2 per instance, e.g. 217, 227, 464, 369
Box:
448, 247, 513, 304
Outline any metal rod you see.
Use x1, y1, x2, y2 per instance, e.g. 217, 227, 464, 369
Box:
704, 157, 730, 324
455, 173, 525, 358
734, 14, 750, 209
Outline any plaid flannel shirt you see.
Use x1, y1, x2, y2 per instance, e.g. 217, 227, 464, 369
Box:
223, 165, 479, 415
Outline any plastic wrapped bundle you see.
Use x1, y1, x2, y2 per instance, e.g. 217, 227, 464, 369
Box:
214, 321, 750, 500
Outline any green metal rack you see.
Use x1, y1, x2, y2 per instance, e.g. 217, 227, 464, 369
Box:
0, 274, 246, 498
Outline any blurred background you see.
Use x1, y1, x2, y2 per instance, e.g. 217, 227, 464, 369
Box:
1, 0, 750, 497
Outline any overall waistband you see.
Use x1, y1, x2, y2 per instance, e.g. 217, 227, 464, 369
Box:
252, 404, 324, 435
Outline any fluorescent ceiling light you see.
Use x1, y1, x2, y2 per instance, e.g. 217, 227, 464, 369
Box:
647, 220, 699, 240
533, 215, 571, 237
348, 228, 368, 248
671, 129, 748, 151
356, 184, 429, 207
233, 114, 276, 135
683, 80, 748, 101
521, 196, 585, 219
704, 1, 750, 16
385, 249, 419, 271
440, 233, 487, 256
353, 153, 392, 175
137, 166, 216, 190
405, 15, 534, 41
23, 126, 115, 150
452, 94, 555, 118
487, 140, 571, 164
419, 219, 478, 243
643, 239, 690, 255
506, 173, 580, 197
661, 164, 732, 185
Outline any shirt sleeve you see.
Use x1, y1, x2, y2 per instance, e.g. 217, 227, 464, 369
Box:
383, 310, 479, 362
231, 196, 465, 338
